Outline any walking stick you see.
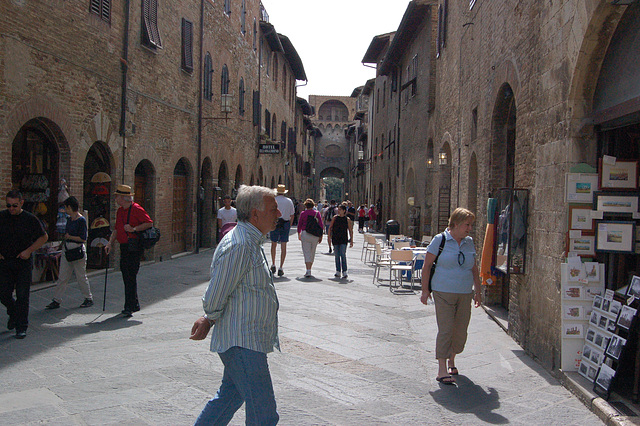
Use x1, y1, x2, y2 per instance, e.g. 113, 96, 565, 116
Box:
103, 253, 109, 312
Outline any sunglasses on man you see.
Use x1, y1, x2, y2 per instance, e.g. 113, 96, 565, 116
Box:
6, 204, 19, 208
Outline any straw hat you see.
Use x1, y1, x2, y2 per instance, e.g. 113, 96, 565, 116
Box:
275, 184, 288, 195
91, 172, 112, 183
114, 184, 135, 196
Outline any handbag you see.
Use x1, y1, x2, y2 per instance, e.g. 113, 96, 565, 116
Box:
64, 241, 84, 262
428, 232, 446, 292
305, 213, 324, 237
126, 205, 160, 251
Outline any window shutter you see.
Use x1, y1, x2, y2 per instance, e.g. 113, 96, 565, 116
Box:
181, 18, 193, 72
204, 54, 213, 101
239, 78, 245, 115
436, 5, 443, 58
101, 0, 110, 22
142, 0, 162, 48
253, 90, 260, 126
90, 0, 101, 15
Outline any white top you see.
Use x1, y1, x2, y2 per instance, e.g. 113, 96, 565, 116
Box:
275, 195, 295, 220
217, 207, 237, 226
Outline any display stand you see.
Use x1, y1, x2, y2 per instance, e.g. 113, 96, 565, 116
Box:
560, 261, 605, 372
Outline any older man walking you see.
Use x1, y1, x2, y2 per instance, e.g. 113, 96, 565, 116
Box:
191, 185, 281, 425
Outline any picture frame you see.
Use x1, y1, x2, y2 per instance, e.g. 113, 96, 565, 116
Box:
595, 221, 635, 254
584, 262, 600, 282
568, 236, 596, 257
563, 305, 584, 320
569, 204, 595, 232
582, 344, 593, 360
610, 300, 622, 316
627, 275, 640, 299
563, 285, 584, 300
599, 159, 638, 190
588, 365, 598, 381
605, 335, 627, 360
586, 327, 596, 343
593, 191, 639, 215
563, 322, 584, 338
594, 363, 616, 392
578, 360, 590, 380
590, 348, 603, 365
593, 296, 603, 310
566, 173, 599, 203
617, 305, 637, 330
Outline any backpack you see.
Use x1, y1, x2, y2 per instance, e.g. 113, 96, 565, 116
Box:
324, 206, 336, 222
305, 212, 324, 237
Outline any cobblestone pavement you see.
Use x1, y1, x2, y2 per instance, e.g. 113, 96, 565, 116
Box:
0, 228, 602, 425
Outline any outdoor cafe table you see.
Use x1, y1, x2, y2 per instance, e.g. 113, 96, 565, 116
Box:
400, 247, 427, 280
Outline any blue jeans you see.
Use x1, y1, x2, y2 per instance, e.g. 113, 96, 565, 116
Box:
334, 244, 347, 272
194, 346, 279, 426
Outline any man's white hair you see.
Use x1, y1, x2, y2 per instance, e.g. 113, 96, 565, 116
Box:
236, 185, 276, 222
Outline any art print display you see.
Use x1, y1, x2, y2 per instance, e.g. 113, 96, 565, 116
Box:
566, 173, 599, 203
610, 300, 622, 316
599, 159, 638, 190
627, 275, 640, 299
605, 335, 627, 360
563, 323, 584, 338
569, 205, 595, 232
568, 236, 596, 257
584, 262, 600, 281
617, 305, 637, 330
593, 192, 639, 215
563, 305, 584, 320
586, 327, 596, 343
595, 221, 635, 254
563, 285, 584, 299
595, 363, 617, 393
578, 360, 590, 379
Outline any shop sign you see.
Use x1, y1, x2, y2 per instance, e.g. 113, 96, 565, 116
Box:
259, 143, 280, 154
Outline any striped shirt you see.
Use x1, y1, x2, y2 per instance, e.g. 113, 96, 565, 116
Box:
203, 221, 280, 353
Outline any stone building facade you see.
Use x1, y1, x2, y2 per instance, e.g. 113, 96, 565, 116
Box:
1, 0, 311, 271
363, 0, 640, 376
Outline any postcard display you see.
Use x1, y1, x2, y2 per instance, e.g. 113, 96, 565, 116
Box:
560, 261, 605, 372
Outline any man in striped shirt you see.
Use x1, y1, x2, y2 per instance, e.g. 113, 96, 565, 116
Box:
191, 185, 281, 425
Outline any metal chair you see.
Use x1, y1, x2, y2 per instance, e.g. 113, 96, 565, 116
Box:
421, 235, 433, 246
393, 241, 411, 249
372, 243, 392, 286
389, 250, 416, 294
363, 234, 378, 264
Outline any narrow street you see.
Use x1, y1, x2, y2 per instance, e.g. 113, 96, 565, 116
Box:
0, 229, 601, 425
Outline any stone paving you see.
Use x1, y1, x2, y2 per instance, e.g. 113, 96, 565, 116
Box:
0, 228, 603, 425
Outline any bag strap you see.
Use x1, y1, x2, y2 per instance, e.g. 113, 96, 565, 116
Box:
433, 232, 446, 265
125, 205, 135, 237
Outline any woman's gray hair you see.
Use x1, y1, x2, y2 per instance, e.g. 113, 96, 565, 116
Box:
235, 185, 276, 222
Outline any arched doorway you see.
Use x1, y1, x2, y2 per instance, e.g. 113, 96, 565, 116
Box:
134, 160, 156, 214
218, 161, 229, 200
200, 158, 214, 248
234, 165, 243, 198
84, 142, 114, 269
437, 142, 452, 233
258, 167, 264, 186
250, 173, 255, 186
270, 176, 275, 189
320, 167, 345, 202
172, 158, 191, 253
12, 118, 68, 236
406, 167, 419, 240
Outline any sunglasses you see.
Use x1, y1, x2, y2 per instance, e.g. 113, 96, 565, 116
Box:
458, 251, 466, 266
6, 203, 19, 208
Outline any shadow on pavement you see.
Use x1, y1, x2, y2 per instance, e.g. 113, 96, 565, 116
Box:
294, 277, 322, 282
430, 375, 508, 424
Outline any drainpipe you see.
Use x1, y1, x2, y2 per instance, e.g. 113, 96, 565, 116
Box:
119, 0, 131, 184
195, 0, 205, 253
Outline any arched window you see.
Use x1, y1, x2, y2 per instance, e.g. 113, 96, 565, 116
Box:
241, 0, 246, 34
221, 64, 229, 95
274, 55, 279, 90
271, 113, 277, 140
224, 0, 231, 15
253, 18, 257, 51
239, 78, 245, 115
204, 53, 213, 101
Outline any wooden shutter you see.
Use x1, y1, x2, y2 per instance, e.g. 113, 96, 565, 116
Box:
253, 90, 260, 126
181, 18, 193, 72
90, 0, 110, 23
142, 0, 162, 48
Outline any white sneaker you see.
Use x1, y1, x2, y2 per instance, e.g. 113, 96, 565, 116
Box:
342, 272, 348, 279
304, 271, 312, 278
334, 272, 341, 278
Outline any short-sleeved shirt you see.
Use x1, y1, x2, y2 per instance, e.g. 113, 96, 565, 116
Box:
217, 207, 237, 226
66, 215, 88, 241
0, 209, 46, 260
427, 229, 476, 294
275, 195, 294, 221
115, 203, 153, 244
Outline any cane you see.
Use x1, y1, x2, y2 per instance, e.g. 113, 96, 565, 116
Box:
102, 253, 109, 311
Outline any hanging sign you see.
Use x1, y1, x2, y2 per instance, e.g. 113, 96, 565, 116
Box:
259, 143, 280, 154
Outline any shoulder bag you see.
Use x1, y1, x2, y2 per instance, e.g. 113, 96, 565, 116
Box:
127, 205, 161, 251
428, 232, 446, 292
64, 241, 85, 262
305, 212, 324, 237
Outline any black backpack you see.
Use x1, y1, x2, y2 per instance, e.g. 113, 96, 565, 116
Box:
324, 206, 335, 222
305, 213, 324, 237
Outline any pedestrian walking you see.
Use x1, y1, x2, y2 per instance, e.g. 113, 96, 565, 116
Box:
322, 200, 337, 253
190, 185, 281, 426
0, 190, 48, 339
217, 195, 237, 242
297, 199, 323, 278
357, 204, 367, 233
104, 184, 153, 317
269, 184, 294, 277
328, 204, 353, 279
420, 207, 482, 384
346, 200, 356, 223
368, 204, 377, 232
45, 196, 93, 310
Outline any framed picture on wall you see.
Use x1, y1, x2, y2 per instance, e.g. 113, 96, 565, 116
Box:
569, 204, 595, 232
568, 235, 596, 257
595, 363, 617, 393
593, 192, 639, 215
566, 173, 599, 203
599, 159, 638, 190
595, 221, 635, 254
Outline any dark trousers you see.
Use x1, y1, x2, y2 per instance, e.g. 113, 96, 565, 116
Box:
119, 244, 142, 312
0, 259, 32, 331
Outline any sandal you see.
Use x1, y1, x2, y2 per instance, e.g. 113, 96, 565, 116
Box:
448, 366, 459, 375
436, 375, 456, 385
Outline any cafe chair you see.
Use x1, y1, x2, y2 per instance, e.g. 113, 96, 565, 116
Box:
372, 243, 392, 286
361, 234, 377, 263
389, 250, 416, 294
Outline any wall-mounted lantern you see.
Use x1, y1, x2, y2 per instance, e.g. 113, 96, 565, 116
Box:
439, 152, 448, 165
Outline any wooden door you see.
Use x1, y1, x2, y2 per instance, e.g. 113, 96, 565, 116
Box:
172, 175, 187, 252
134, 175, 146, 209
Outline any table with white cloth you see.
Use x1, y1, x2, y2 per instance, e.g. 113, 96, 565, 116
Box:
400, 247, 427, 280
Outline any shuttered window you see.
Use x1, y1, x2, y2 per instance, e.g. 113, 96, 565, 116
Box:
181, 18, 193, 73
204, 53, 213, 101
239, 78, 245, 115
241, 0, 246, 34
221, 65, 230, 95
224, 0, 231, 15
142, 0, 162, 49
90, 0, 110, 23
252, 90, 260, 126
